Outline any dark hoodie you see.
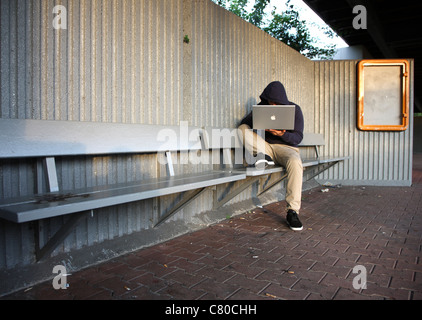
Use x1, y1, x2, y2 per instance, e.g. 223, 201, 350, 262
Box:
240, 81, 304, 147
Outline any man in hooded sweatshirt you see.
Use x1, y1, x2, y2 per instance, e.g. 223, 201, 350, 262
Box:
238, 81, 304, 231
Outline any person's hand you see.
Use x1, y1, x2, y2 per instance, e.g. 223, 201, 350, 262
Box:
266, 129, 286, 137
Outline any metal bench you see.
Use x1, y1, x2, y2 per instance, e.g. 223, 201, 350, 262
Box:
0, 119, 246, 260
201, 127, 350, 209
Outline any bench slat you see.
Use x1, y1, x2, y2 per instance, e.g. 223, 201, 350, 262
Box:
298, 133, 325, 146
0, 119, 202, 158
0, 170, 246, 223
317, 156, 350, 164
234, 166, 284, 177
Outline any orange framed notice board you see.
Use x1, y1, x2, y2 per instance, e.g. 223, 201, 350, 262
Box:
357, 59, 410, 131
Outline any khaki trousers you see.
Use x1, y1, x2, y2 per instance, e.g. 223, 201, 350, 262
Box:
238, 124, 303, 212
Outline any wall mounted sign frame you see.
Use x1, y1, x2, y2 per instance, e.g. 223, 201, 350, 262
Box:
357, 59, 410, 131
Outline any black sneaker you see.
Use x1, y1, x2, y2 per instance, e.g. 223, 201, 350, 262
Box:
255, 153, 275, 170
286, 210, 303, 231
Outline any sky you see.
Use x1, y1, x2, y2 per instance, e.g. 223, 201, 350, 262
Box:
246, 0, 349, 49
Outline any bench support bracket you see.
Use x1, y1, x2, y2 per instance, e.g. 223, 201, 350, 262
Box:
34, 212, 88, 262
256, 173, 288, 197
304, 161, 340, 181
154, 188, 208, 228
213, 177, 260, 210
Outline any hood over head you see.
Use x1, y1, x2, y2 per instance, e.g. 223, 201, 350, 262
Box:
259, 81, 291, 105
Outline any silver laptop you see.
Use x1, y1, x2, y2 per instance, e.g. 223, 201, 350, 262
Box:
252, 105, 296, 130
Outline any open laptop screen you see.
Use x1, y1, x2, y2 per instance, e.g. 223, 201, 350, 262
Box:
252, 105, 296, 130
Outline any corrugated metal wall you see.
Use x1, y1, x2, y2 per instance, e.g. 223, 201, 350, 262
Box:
0, 0, 414, 288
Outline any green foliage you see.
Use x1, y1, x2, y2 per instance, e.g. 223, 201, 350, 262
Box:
229, 0, 249, 20
264, 2, 336, 59
214, 0, 269, 27
212, 0, 337, 60
249, 0, 271, 27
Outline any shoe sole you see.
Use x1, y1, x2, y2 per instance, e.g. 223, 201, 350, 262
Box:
286, 221, 303, 231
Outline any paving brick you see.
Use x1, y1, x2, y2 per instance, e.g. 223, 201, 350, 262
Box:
192, 278, 240, 300
291, 278, 338, 299
66, 281, 107, 300
305, 292, 329, 300
332, 287, 375, 300
250, 259, 291, 274
389, 276, 422, 291
195, 237, 232, 250
167, 258, 205, 273
196, 266, 236, 283
309, 262, 351, 279
227, 288, 271, 300
84, 289, 114, 300
262, 283, 309, 300
357, 254, 396, 267
158, 282, 207, 300
120, 285, 172, 300
93, 276, 135, 297
194, 255, 233, 272
222, 261, 265, 279
323, 248, 360, 262
75, 266, 116, 285
319, 272, 352, 289
195, 246, 231, 259
139, 250, 180, 266
102, 263, 147, 282
294, 269, 326, 283
223, 274, 270, 294
395, 260, 422, 272
332, 257, 362, 270
170, 248, 207, 262
365, 273, 391, 288
362, 282, 411, 300
224, 252, 263, 267
255, 270, 297, 288
162, 269, 206, 288
130, 272, 169, 293
120, 252, 154, 268
136, 261, 178, 278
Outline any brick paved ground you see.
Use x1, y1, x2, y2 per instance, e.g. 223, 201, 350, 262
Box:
2, 155, 422, 301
